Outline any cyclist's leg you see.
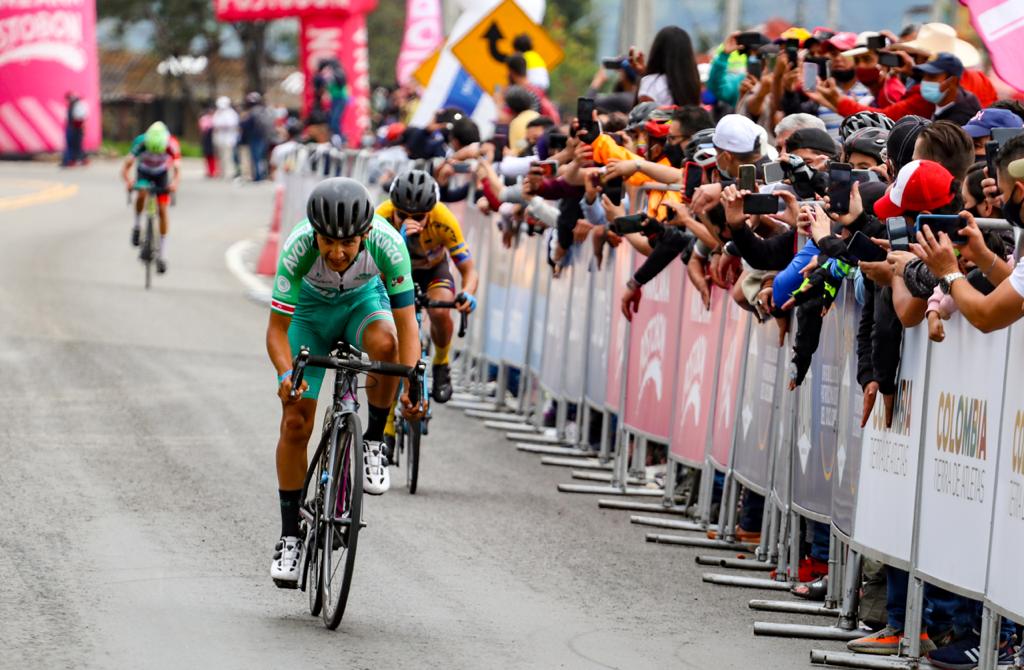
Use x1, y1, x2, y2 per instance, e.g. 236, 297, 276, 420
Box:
342, 281, 399, 443
416, 264, 456, 401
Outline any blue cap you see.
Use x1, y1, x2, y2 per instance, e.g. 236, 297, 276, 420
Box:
962, 108, 1024, 138
913, 52, 964, 78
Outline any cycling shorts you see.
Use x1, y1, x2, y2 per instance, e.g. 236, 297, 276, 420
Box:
412, 262, 455, 294
287, 278, 394, 399
135, 168, 170, 205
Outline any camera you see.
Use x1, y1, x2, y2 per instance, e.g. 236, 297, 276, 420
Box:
781, 155, 830, 199
610, 213, 665, 238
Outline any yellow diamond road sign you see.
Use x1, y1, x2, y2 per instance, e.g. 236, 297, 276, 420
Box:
450, 0, 564, 96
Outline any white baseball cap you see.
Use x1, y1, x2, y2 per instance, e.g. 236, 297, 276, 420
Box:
842, 32, 880, 58
713, 114, 762, 154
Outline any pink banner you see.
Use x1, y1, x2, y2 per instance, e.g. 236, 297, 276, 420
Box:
623, 258, 685, 440
300, 12, 371, 144
709, 299, 751, 468
960, 0, 1024, 91
0, 0, 100, 154
605, 246, 634, 412
395, 0, 442, 87
669, 283, 727, 465
215, 0, 376, 21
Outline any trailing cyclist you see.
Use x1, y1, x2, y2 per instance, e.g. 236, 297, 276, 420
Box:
121, 121, 180, 274
266, 177, 423, 586
376, 169, 478, 404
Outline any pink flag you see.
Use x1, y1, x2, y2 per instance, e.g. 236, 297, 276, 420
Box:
395, 0, 443, 86
300, 13, 371, 144
960, 0, 1024, 91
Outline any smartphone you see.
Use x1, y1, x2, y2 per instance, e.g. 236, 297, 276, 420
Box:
811, 57, 831, 81
737, 31, 764, 51
602, 56, 625, 69
828, 162, 853, 215
747, 56, 763, 79
886, 217, 913, 252
684, 161, 703, 200
802, 61, 819, 92
846, 231, 888, 263
866, 35, 887, 51
763, 160, 786, 184
986, 140, 1000, 186
547, 132, 568, 152
992, 127, 1024, 147
577, 97, 598, 143
603, 175, 624, 206
852, 168, 880, 184
878, 51, 902, 68
452, 162, 473, 174
610, 213, 647, 235
739, 164, 757, 192
743, 193, 781, 215
917, 213, 968, 244
532, 159, 558, 178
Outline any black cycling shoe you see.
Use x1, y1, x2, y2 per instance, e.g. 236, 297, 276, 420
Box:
156, 258, 167, 274
383, 434, 396, 464
131, 227, 140, 247
431, 363, 452, 403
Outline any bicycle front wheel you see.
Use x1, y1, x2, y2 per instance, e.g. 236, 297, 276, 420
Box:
143, 215, 154, 290
321, 412, 363, 629
406, 419, 420, 494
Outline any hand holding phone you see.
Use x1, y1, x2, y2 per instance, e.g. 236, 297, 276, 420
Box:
743, 193, 781, 215
684, 162, 703, 200
738, 164, 757, 192
878, 51, 902, 68
917, 213, 968, 245
828, 163, 853, 215
802, 62, 819, 93
531, 159, 558, 178
576, 97, 598, 144
846, 230, 888, 263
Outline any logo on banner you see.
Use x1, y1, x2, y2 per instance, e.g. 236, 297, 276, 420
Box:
717, 329, 740, 431
637, 314, 666, 401
680, 335, 707, 427
1013, 410, 1024, 476
0, 9, 88, 71
933, 391, 989, 503
797, 369, 813, 474
873, 377, 913, 435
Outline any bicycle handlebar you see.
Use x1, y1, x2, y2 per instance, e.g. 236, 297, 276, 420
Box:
289, 346, 425, 403
415, 292, 470, 338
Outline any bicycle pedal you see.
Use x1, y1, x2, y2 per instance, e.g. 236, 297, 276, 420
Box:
272, 578, 299, 590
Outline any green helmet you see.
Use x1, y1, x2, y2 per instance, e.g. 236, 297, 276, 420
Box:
144, 122, 170, 153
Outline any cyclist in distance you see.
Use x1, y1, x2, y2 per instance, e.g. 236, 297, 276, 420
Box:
376, 169, 478, 404
121, 121, 180, 274
266, 177, 423, 586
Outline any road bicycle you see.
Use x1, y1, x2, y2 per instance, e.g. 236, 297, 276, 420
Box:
127, 185, 172, 290
390, 290, 469, 495
290, 343, 423, 629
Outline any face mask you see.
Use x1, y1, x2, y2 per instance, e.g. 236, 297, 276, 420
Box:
664, 143, 685, 168
716, 156, 732, 180
1004, 185, 1024, 227
855, 66, 880, 85
832, 68, 856, 84
920, 81, 944, 104
635, 142, 647, 157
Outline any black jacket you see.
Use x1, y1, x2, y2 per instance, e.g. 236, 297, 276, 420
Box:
934, 88, 981, 126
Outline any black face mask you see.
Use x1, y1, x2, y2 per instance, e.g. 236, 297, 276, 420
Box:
832, 68, 856, 84
664, 143, 685, 168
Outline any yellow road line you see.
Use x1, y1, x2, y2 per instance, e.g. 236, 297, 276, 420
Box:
0, 179, 79, 212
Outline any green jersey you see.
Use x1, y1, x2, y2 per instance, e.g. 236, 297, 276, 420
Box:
271, 216, 414, 316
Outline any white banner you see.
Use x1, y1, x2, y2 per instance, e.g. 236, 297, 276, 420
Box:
851, 325, 929, 567
987, 322, 1024, 620
916, 315, 1007, 596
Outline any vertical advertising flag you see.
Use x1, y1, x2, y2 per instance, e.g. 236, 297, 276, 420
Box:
0, 0, 101, 154
300, 12, 371, 144
396, 0, 443, 87
960, 0, 1024, 91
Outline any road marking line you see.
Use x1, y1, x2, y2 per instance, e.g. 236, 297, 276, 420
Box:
225, 239, 272, 305
0, 179, 78, 211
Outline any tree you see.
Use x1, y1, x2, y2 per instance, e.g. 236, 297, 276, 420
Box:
366, 0, 407, 87
544, 0, 598, 109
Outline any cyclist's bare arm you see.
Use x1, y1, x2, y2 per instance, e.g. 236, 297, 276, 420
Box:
121, 155, 135, 187
266, 311, 305, 401
169, 161, 181, 192
455, 258, 479, 306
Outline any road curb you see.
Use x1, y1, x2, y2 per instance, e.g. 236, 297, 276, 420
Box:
225, 239, 272, 306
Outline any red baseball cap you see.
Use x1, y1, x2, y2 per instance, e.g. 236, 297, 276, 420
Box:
824, 32, 859, 52
873, 160, 956, 219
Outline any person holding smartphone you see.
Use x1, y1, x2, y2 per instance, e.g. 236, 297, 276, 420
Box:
960, 107, 1023, 159
839, 32, 906, 107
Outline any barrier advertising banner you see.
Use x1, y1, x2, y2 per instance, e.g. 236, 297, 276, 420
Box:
215, 0, 377, 20
832, 287, 863, 538
987, 323, 1024, 621
733, 319, 782, 495
528, 239, 548, 375
482, 215, 512, 360
539, 255, 571, 396
669, 284, 726, 466
500, 232, 537, 367
915, 315, 1008, 597
0, 0, 101, 154
623, 259, 684, 440
395, 0, 443, 86
564, 243, 593, 401
585, 249, 614, 407
792, 295, 844, 522
852, 325, 930, 567
709, 300, 751, 469
604, 246, 633, 413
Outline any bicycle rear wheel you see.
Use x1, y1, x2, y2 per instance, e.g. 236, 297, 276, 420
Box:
321, 413, 363, 629
301, 429, 330, 617
143, 214, 154, 290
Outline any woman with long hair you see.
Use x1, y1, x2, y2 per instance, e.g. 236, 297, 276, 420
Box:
634, 26, 702, 107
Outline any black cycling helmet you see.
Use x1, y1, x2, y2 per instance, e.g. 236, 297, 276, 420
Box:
843, 127, 889, 164
389, 169, 439, 214
839, 111, 895, 141
306, 177, 375, 239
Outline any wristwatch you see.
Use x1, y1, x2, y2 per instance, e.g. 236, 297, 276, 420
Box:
939, 271, 966, 294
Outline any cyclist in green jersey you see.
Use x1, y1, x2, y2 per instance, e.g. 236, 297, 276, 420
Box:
266, 177, 422, 586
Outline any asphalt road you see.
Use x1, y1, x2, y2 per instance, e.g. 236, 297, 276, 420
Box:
0, 159, 842, 669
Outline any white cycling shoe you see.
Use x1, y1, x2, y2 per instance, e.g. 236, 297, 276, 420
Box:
363, 440, 390, 495
270, 535, 303, 588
